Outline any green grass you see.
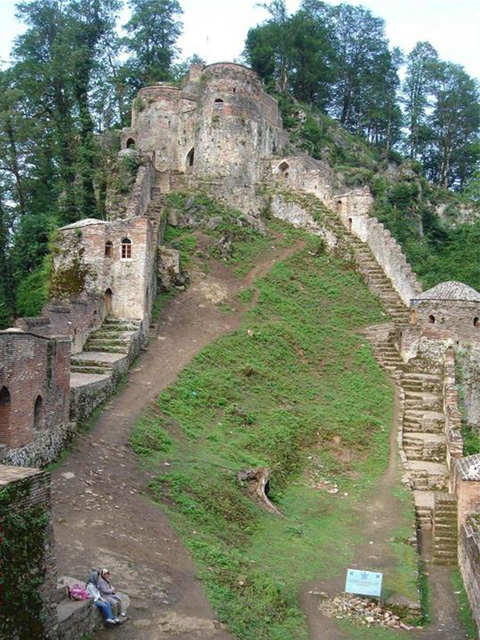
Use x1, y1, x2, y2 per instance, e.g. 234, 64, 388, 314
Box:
132, 230, 420, 639
452, 569, 477, 639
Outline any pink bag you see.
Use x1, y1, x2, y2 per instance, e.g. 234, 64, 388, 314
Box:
69, 583, 89, 600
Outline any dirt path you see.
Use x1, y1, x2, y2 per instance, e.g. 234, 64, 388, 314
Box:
300, 382, 469, 640
51, 235, 300, 639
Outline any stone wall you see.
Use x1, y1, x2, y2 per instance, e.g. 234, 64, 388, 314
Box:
0, 332, 71, 466
411, 299, 480, 342
459, 517, 480, 634
0, 466, 57, 640
443, 348, 464, 476
17, 295, 104, 356
455, 343, 480, 429
52, 216, 155, 326
124, 154, 156, 219
348, 212, 422, 306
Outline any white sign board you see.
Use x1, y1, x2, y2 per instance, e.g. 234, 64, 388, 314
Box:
345, 569, 383, 598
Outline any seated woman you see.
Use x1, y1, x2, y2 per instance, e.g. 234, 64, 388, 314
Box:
85, 570, 118, 625
98, 568, 127, 618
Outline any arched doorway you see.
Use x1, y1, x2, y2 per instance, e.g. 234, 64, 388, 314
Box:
186, 148, 195, 170
0, 386, 11, 444
33, 395, 45, 431
214, 98, 225, 112
126, 138, 136, 149
278, 161, 289, 179
104, 288, 113, 316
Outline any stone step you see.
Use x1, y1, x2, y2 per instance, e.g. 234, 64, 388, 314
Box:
406, 461, 449, 491
71, 365, 110, 375
83, 345, 129, 354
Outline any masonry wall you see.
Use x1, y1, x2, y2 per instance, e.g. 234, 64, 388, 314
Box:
443, 348, 464, 477
0, 466, 57, 640
411, 299, 480, 341
0, 333, 70, 465
459, 519, 480, 635
349, 213, 422, 306
52, 217, 155, 325
457, 343, 480, 429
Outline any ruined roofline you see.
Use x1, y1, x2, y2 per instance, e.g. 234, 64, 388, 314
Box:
203, 61, 260, 76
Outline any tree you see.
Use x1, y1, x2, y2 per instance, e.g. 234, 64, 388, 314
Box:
425, 62, 480, 188
123, 0, 183, 89
403, 42, 438, 159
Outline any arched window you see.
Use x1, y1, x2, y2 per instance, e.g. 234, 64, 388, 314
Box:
336, 200, 343, 214
126, 138, 136, 149
186, 148, 195, 169
278, 161, 289, 179
33, 395, 44, 431
105, 241, 113, 258
0, 386, 11, 444
121, 238, 132, 260
474, 317, 479, 327
214, 98, 225, 112
428, 315, 436, 324
348, 217, 353, 232
104, 288, 113, 316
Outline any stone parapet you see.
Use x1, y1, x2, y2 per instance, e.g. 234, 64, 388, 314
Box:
459, 519, 480, 635
444, 348, 464, 474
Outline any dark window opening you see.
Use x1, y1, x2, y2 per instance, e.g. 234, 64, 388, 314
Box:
0, 386, 11, 444
474, 317, 479, 327
186, 148, 195, 169
278, 161, 289, 179
105, 241, 113, 258
34, 395, 44, 431
214, 98, 225, 112
104, 288, 113, 316
428, 315, 436, 324
126, 138, 136, 149
121, 238, 132, 259
348, 217, 353, 232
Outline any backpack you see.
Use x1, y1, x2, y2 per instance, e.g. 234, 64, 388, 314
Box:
68, 583, 89, 601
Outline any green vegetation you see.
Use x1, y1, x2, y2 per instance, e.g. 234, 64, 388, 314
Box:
451, 569, 477, 639
0, 482, 50, 639
132, 230, 420, 638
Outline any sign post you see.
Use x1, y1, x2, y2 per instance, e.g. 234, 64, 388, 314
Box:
345, 569, 383, 598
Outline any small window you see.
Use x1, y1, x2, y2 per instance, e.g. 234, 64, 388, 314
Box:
214, 98, 225, 111
126, 138, 136, 149
34, 395, 44, 431
474, 317, 479, 327
348, 217, 353, 232
186, 148, 194, 169
428, 315, 436, 324
105, 241, 113, 258
0, 386, 11, 444
278, 161, 289, 179
121, 238, 132, 260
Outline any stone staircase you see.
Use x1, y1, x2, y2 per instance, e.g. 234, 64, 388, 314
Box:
71, 318, 141, 374
432, 492, 458, 565
294, 192, 452, 532
147, 186, 167, 235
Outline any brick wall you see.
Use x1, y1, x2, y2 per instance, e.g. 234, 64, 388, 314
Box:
0, 333, 70, 457
459, 518, 480, 635
0, 466, 57, 640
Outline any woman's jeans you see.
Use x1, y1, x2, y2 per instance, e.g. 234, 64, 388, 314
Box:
94, 599, 115, 620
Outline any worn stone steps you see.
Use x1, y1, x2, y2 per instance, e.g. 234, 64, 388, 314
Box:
406, 461, 449, 491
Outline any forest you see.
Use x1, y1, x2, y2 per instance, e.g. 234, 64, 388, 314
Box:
0, 0, 479, 328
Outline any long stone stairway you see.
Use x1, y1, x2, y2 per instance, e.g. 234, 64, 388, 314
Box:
297, 192, 452, 537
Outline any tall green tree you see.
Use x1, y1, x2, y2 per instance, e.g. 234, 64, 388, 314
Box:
425, 62, 480, 188
123, 0, 183, 89
403, 41, 438, 160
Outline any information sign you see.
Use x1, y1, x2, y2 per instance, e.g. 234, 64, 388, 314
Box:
345, 569, 383, 598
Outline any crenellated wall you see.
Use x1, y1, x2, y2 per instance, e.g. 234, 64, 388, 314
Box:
444, 348, 465, 475
348, 213, 422, 306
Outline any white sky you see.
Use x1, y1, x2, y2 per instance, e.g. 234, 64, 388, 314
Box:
0, 0, 479, 80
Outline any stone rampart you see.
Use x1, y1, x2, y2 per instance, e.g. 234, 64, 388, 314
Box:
459, 518, 480, 635
124, 154, 156, 219
0, 466, 57, 639
349, 213, 422, 306
443, 348, 464, 475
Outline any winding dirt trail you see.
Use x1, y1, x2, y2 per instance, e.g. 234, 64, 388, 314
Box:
300, 382, 469, 640
51, 234, 300, 639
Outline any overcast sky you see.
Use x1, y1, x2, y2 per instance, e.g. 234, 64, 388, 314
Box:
0, 0, 479, 80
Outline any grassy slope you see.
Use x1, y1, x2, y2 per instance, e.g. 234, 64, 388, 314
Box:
132, 224, 419, 639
